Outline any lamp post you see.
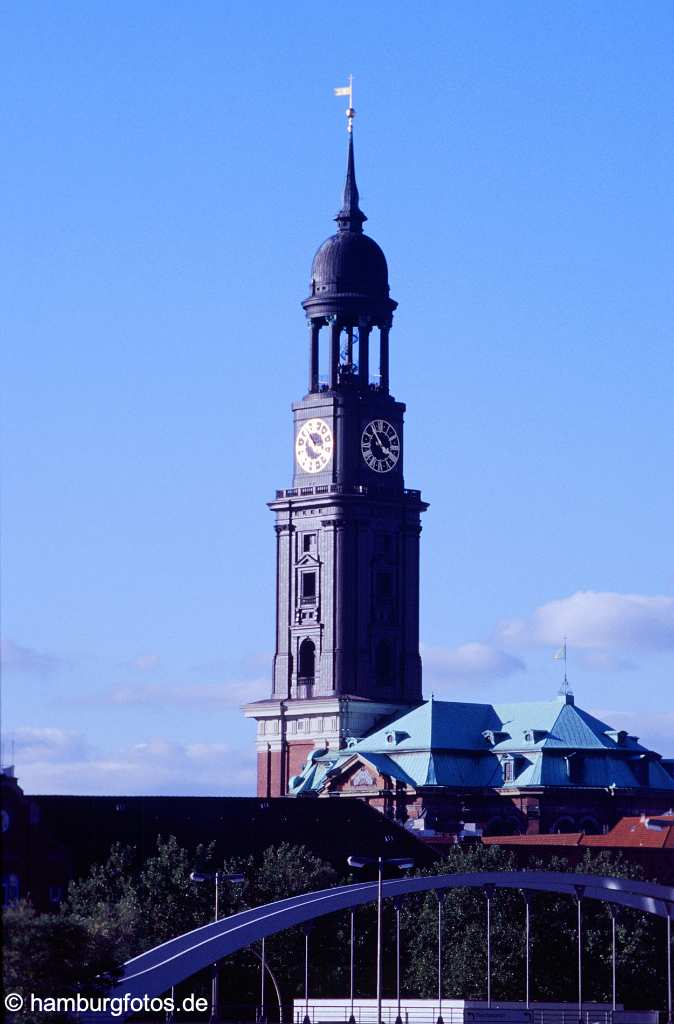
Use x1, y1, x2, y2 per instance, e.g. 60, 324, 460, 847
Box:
435, 892, 443, 1024
484, 884, 495, 1009
347, 855, 415, 1024
574, 884, 585, 1024
303, 923, 313, 1024
189, 871, 244, 1024
663, 905, 667, 1024
260, 936, 266, 1024
349, 910, 356, 1024
393, 897, 404, 1024
608, 904, 618, 1014
521, 891, 532, 1010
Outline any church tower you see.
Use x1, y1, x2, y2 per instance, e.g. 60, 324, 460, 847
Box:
244, 121, 428, 797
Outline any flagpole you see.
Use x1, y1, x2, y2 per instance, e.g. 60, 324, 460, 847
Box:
334, 75, 355, 133
554, 637, 570, 695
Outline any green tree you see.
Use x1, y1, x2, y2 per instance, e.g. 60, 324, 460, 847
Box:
2, 900, 119, 1024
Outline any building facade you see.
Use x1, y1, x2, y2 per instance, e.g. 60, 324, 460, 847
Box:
243, 125, 674, 835
286, 691, 674, 837
243, 130, 428, 795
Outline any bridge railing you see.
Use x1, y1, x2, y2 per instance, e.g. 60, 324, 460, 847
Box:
291, 1002, 660, 1024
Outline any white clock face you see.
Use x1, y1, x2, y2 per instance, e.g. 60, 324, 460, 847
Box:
361, 419, 400, 473
296, 418, 334, 473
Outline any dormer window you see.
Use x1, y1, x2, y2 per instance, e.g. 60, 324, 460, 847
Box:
501, 756, 515, 783
483, 729, 511, 746
606, 729, 628, 746
523, 729, 547, 744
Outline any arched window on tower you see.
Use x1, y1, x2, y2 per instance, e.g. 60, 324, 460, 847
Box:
298, 639, 316, 682
375, 639, 394, 687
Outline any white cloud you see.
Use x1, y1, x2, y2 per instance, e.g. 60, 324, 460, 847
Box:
10, 727, 91, 763
0, 638, 67, 676
7, 727, 256, 796
590, 708, 674, 759
576, 651, 636, 673
498, 591, 674, 652
423, 642, 525, 684
81, 678, 267, 708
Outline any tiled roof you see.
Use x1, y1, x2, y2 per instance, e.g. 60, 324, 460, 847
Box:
585, 814, 674, 849
482, 815, 674, 850
483, 833, 584, 847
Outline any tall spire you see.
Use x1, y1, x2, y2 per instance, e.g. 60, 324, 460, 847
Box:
335, 131, 367, 233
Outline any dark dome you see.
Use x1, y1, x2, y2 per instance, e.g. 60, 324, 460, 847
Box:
301, 131, 397, 323
310, 231, 390, 300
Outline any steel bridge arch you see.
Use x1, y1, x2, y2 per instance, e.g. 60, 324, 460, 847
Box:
110, 870, 674, 1010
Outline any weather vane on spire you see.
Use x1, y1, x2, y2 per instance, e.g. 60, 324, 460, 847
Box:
553, 637, 572, 695
334, 74, 355, 133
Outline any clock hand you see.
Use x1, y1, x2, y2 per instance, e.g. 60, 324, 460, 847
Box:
372, 431, 391, 457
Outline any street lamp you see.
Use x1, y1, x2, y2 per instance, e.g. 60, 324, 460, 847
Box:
189, 870, 245, 1024
484, 883, 495, 1009
574, 884, 585, 1024
392, 897, 404, 1024
347, 855, 415, 1024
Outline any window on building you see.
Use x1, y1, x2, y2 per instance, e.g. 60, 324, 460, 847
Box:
303, 533, 315, 553
2, 874, 20, 905
302, 572, 317, 599
298, 638, 316, 680
375, 639, 394, 685
633, 755, 649, 785
552, 816, 577, 834
376, 533, 393, 556
502, 758, 515, 783
484, 818, 519, 837
376, 572, 393, 600
565, 752, 582, 784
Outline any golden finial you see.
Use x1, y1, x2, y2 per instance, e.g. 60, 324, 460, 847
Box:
334, 74, 355, 133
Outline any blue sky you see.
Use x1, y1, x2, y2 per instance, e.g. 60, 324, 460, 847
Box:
2, 1, 673, 794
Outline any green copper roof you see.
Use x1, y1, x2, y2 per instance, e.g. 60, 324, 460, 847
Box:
287, 694, 674, 795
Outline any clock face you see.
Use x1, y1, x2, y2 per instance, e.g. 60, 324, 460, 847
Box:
361, 419, 400, 473
296, 418, 334, 474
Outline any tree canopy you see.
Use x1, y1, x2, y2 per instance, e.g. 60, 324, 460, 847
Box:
3, 835, 671, 1018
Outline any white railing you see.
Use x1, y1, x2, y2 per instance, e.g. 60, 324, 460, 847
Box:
292, 1002, 659, 1024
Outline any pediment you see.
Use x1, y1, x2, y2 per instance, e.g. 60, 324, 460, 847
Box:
296, 553, 320, 567
323, 753, 386, 792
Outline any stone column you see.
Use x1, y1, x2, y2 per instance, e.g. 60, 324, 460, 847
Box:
329, 319, 341, 388
379, 325, 390, 392
358, 321, 371, 388
309, 321, 320, 393
272, 521, 294, 698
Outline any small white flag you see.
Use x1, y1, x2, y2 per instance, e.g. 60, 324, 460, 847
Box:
334, 86, 351, 97
553, 646, 566, 661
